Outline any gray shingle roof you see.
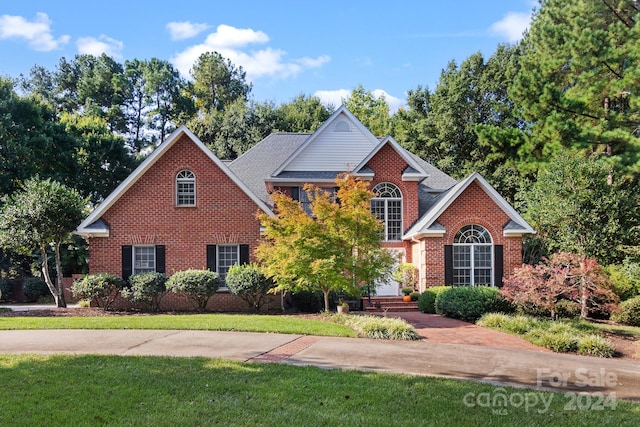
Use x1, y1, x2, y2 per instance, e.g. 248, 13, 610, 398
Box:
229, 131, 458, 211
229, 133, 310, 207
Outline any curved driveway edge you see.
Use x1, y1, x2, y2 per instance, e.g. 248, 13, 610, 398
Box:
0, 329, 638, 402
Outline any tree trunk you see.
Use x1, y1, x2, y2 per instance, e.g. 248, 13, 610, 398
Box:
323, 290, 330, 313
580, 283, 588, 319
40, 246, 65, 307
54, 243, 67, 308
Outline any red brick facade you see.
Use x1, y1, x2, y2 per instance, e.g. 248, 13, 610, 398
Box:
418, 181, 524, 289
85, 134, 266, 311
77, 109, 532, 310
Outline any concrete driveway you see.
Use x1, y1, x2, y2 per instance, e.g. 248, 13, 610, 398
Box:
0, 322, 638, 402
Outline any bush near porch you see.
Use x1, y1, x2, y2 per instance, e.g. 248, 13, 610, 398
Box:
434, 286, 514, 322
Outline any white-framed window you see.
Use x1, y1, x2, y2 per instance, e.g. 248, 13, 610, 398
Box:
176, 170, 195, 206
371, 182, 402, 241
453, 225, 493, 286
217, 245, 239, 283
133, 246, 156, 275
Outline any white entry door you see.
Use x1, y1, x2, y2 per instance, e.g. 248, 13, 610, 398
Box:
373, 249, 404, 296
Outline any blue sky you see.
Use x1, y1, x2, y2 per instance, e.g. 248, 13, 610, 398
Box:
0, 1, 536, 112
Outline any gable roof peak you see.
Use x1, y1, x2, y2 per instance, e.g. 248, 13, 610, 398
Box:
75, 125, 274, 237
404, 171, 535, 239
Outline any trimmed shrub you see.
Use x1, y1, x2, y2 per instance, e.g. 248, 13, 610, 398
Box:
332, 314, 420, 340
478, 313, 615, 357
612, 295, 640, 326
477, 312, 541, 335
225, 263, 275, 313
166, 269, 220, 311
435, 286, 513, 322
0, 278, 12, 301
417, 286, 450, 314
120, 272, 168, 312
526, 329, 578, 353
577, 335, 615, 358
23, 277, 50, 303
71, 273, 123, 309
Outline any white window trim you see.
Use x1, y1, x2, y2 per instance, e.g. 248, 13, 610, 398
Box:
453, 225, 494, 287
176, 170, 196, 207
215, 244, 240, 288
371, 183, 403, 242
133, 245, 156, 275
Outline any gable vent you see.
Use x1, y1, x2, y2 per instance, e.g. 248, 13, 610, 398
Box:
334, 120, 351, 132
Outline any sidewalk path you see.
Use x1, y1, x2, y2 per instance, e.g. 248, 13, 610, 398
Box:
390, 312, 551, 352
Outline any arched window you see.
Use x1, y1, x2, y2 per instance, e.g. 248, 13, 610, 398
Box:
371, 182, 402, 241
176, 170, 195, 206
453, 225, 493, 286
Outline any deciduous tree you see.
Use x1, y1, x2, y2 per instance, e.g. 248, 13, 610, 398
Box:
519, 152, 639, 265
502, 252, 618, 319
0, 178, 86, 307
257, 174, 394, 312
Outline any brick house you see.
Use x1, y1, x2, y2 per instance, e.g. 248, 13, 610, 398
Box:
75, 105, 534, 310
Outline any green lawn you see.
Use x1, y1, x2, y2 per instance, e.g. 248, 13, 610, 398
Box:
0, 313, 356, 337
1, 354, 637, 426
588, 320, 640, 338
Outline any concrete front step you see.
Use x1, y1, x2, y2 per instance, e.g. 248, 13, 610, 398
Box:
361, 297, 419, 312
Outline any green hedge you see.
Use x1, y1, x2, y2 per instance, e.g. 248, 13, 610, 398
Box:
121, 272, 168, 312
0, 278, 12, 301
71, 273, 123, 309
435, 286, 513, 322
166, 269, 220, 311
23, 277, 50, 303
417, 286, 450, 313
612, 295, 640, 326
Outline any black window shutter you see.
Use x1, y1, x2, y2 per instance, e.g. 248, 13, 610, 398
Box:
291, 187, 299, 201
155, 245, 166, 273
240, 244, 250, 265
444, 245, 453, 286
122, 245, 132, 281
494, 245, 504, 287
206, 245, 217, 271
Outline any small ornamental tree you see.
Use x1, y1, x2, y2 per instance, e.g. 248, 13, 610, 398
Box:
502, 252, 619, 320
71, 273, 123, 310
257, 173, 394, 312
393, 263, 418, 291
166, 269, 220, 311
121, 272, 168, 312
0, 178, 86, 307
226, 263, 275, 313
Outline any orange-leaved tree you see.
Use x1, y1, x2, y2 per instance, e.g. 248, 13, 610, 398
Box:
257, 173, 394, 312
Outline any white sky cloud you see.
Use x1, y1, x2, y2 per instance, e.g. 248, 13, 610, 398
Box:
489, 11, 532, 42
76, 35, 124, 58
0, 12, 69, 51
166, 21, 210, 41
171, 24, 330, 82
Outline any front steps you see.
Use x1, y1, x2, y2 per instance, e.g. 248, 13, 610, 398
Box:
361, 296, 419, 312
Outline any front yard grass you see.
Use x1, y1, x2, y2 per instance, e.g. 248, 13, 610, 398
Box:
0, 313, 356, 337
1, 354, 638, 426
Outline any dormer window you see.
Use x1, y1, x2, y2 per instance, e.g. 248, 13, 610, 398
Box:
176, 170, 195, 206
